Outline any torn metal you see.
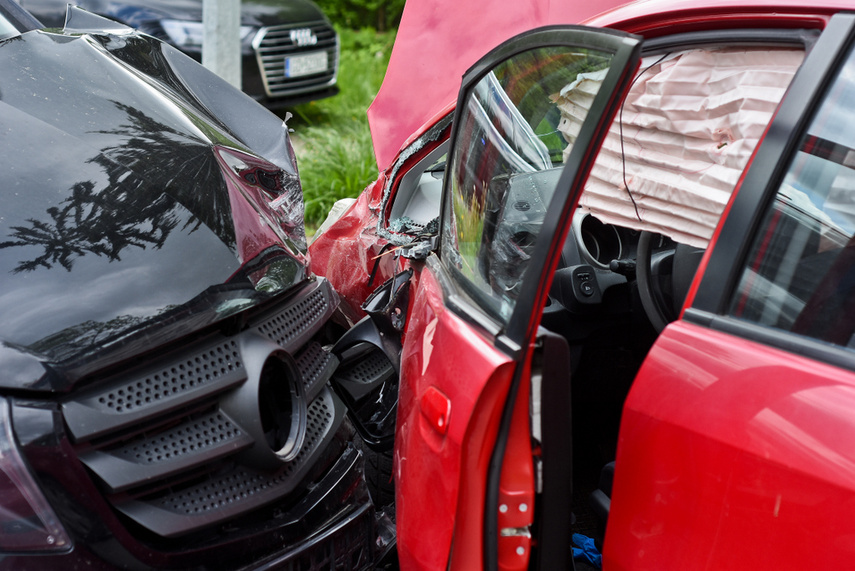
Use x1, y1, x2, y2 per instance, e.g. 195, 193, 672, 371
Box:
376, 114, 453, 246
215, 146, 308, 258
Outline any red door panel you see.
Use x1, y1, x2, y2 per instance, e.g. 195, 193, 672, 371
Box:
392, 25, 642, 571
606, 320, 855, 569
396, 267, 515, 570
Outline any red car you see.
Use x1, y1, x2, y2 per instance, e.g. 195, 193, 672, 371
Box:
312, 0, 855, 569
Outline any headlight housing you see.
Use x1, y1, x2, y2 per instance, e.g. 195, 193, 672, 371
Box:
160, 19, 255, 49
0, 398, 70, 553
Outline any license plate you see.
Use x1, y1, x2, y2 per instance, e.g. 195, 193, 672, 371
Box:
284, 52, 328, 78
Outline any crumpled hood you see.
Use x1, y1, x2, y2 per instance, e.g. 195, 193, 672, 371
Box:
367, 0, 628, 170
0, 26, 308, 391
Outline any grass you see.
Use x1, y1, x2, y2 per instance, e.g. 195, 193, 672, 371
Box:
282, 27, 396, 228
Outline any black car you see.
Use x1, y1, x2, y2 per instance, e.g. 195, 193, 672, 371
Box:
0, 2, 392, 568
17, 0, 340, 107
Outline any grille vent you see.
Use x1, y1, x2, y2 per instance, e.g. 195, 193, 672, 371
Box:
295, 342, 338, 400
62, 279, 347, 538
147, 390, 337, 516
257, 288, 329, 350
113, 411, 244, 465
114, 388, 345, 537
160, 469, 286, 516
98, 341, 242, 413
77, 407, 254, 493
64, 338, 246, 441
335, 350, 395, 385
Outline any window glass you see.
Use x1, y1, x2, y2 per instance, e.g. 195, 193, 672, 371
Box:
441, 45, 614, 322
0, 12, 18, 39
730, 48, 855, 348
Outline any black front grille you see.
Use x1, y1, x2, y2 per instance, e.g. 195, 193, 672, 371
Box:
77, 406, 255, 493
113, 388, 344, 538
334, 350, 395, 386
252, 20, 338, 98
62, 279, 347, 538
296, 342, 338, 398
64, 338, 246, 441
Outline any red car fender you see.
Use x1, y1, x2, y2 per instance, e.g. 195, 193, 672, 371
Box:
606, 320, 855, 569
309, 175, 399, 322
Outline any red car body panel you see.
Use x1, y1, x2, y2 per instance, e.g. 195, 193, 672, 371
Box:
310, 1, 855, 569
395, 268, 516, 569
585, 0, 845, 33
608, 321, 855, 569
309, 107, 453, 321
307, 175, 399, 323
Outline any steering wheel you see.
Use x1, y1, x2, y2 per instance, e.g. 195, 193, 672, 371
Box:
636, 231, 705, 332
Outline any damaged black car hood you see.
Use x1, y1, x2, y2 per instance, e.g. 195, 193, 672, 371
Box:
0, 18, 309, 392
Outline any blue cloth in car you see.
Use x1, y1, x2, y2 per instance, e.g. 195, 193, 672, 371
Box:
572, 533, 602, 568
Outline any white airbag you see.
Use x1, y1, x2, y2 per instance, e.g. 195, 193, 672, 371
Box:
556, 48, 805, 247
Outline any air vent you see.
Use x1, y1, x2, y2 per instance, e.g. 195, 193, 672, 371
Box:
256, 286, 334, 351
97, 342, 242, 414
295, 342, 338, 400
64, 338, 246, 441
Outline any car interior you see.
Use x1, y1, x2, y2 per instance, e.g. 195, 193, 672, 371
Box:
379, 33, 820, 552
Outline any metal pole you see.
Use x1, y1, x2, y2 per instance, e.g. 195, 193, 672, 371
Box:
202, 0, 241, 89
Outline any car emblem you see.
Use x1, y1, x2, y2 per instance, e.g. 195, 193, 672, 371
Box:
289, 28, 318, 47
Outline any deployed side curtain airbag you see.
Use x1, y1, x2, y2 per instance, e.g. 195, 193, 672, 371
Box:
557, 48, 805, 247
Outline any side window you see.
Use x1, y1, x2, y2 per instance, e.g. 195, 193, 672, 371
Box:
441, 44, 616, 322
730, 49, 855, 348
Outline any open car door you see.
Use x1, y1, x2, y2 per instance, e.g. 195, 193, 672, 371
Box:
394, 27, 641, 571
605, 14, 855, 569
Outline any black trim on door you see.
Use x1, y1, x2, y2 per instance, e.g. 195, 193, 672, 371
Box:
641, 28, 821, 54
532, 329, 574, 571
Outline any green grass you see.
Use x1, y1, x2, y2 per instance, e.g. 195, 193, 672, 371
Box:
282, 27, 396, 228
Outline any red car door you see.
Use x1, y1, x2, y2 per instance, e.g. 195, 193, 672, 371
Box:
393, 27, 642, 571
607, 13, 855, 569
